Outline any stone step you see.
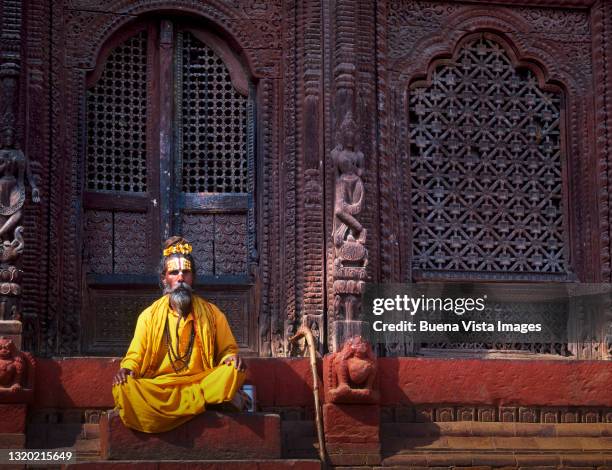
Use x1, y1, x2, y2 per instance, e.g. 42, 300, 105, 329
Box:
384, 435, 612, 453
382, 451, 612, 467
63, 459, 322, 469
101, 411, 282, 461
74, 438, 101, 461
382, 423, 612, 467
281, 420, 318, 459
26, 423, 101, 461
28, 423, 101, 448
382, 421, 612, 438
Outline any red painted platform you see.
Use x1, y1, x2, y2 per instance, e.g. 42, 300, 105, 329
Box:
100, 410, 282, 461
32, 357, 612, 410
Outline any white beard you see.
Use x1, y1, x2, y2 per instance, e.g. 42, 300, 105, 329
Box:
165, 282, 193, 317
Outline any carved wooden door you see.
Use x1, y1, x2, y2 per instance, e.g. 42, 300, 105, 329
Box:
81, 19, 257, 355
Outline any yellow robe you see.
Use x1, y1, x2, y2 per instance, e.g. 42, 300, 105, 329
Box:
112, 295, 245, 433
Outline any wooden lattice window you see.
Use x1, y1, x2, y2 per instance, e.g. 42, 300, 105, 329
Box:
178, 31, 249, 194
86, 31, 148, 193
409, 34, 570, 280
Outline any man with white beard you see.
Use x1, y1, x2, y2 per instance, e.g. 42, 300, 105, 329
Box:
111, 236, 246, 433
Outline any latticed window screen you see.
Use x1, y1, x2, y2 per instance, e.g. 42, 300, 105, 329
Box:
86, 31, 148, 193
179, 31, 248, 194
409, 36, 568, 276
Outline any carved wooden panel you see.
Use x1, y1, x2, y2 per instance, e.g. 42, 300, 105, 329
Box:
182, 213, 214, 276
215, 214, 248, 275
420, 288, 570, 355
86, 286, 254, 355
83, 210, 113, 274
85, 288, 160, 354
83, 210, 148, 274
409, 35, 568, 277
113, 212, 149, 274
199, 289, 252, 350
181, 213, 248, 276
85, 31, 148, 193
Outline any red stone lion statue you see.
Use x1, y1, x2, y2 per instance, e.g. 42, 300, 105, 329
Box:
328, 336, 379, 404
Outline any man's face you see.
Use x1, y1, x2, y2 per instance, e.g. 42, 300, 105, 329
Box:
163, 256, 194, 292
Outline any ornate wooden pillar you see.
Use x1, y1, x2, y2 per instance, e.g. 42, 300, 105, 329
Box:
0, 0, 22, 333
592, 0, 612, 357
0, 0, 40, 350
328, 0, 378, 351
0, 5, 41, 437
287, 0, 326, 356
329, 0, 362, 351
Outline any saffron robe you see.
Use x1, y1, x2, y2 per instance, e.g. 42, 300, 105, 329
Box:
112, 294, 245, 433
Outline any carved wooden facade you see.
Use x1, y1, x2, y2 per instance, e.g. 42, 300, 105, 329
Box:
3, 0, 612, 358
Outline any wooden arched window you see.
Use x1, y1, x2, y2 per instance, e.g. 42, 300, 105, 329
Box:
82, 19, 256, 355
406, 33, 573, 356
408, 34, 570, 281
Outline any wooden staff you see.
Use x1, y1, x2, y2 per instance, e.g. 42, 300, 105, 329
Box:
289, 325, 327, 466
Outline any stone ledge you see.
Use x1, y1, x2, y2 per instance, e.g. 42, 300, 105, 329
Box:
63, 459, 321, 469
382, 451, 612, 467
384, 436, 612, 453
383, 422, 612, 438
100, 411, 281, 461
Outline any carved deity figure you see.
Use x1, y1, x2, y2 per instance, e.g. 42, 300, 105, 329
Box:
0, 127, 40, 244
331, 112, 366, 258
328, 336, 379, 404
0, 337, 25, 391
331, 112, 367, 322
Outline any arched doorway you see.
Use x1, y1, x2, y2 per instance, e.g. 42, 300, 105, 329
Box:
81, 18, 258, 355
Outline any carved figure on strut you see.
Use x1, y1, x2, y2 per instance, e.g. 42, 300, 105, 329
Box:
331, 112, 366, 263
0, 127, 40, 244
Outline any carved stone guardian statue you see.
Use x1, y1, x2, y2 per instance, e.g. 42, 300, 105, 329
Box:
326, 336, 379, 404
0, 336, 35, 402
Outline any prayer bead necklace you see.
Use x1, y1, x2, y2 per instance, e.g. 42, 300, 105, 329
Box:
164, 314, 196, 373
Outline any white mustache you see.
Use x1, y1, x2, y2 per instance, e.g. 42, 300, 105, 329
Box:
163, 281, 193, 295
172, 282, 192, 292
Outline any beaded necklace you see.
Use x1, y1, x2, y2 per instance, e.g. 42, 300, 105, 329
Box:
164, 313, 196, 373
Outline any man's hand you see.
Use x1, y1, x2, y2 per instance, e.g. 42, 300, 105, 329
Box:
113, 368, 134, 386
223, 354, 246, 372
